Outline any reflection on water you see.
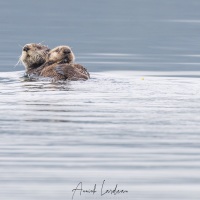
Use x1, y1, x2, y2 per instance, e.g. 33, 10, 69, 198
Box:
0, 71, 200, 200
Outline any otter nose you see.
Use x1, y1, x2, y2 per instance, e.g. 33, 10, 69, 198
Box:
23, 46, 29, 52
63, 49, 71, 54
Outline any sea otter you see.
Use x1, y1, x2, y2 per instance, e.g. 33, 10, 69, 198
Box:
42, 46, 90, 79
32, 45, 90, 81
20, 43, 50, 74
20, 44, 90, 81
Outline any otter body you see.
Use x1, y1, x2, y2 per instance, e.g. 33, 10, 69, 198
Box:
38, 63, 89, 81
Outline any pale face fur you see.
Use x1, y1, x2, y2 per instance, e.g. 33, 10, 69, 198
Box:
20, 43, 50, 71
47, 46, 75, 64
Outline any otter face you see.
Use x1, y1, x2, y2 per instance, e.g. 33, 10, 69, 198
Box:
20, 43, 50, 71
47, 46, 75, 64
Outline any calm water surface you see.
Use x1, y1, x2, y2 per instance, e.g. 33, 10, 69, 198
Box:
1, 0, 200, 200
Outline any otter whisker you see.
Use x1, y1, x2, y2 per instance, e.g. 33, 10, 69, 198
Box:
15, 55, 22, 68
18, 44, 23, 48
38, 41, 45, 45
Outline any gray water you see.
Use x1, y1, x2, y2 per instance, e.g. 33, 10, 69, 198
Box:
1, 0, 200, 200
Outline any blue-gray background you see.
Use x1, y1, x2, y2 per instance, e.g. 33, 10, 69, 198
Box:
1, 0, 200, 72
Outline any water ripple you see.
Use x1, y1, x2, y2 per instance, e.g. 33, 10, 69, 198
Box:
0, 71, 200, 200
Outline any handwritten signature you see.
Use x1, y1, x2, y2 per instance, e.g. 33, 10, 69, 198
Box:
72, 180, 128, 200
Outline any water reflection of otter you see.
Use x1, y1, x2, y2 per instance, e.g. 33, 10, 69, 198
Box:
20, 44, 90, 81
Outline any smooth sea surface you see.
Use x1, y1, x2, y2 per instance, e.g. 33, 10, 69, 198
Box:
1, 0, 200, 200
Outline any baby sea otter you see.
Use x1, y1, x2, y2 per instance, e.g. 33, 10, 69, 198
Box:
20, 43, 50, 73
40, 46, 90, 80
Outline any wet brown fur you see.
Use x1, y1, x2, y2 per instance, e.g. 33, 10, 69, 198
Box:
30, 46, 90, 81
21, 44, 90, 81
45, 46, 90, 78
20, 43, 50, 71
36, 63, 89, 81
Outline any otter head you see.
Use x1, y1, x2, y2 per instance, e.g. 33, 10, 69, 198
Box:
20, 43, 50, 71
47, 46, 75, 65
